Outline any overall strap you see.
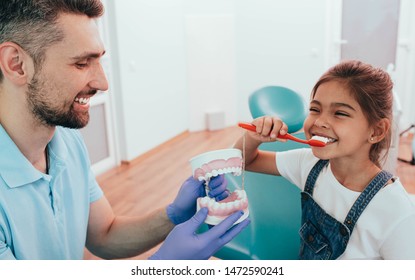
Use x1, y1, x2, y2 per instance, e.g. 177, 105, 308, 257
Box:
304, 160, 329, 195
343, 170, 393, 234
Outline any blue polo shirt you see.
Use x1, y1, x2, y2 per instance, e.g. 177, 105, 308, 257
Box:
0, 125, 103, 259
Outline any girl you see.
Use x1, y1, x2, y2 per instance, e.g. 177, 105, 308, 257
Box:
235, 60, 415, 259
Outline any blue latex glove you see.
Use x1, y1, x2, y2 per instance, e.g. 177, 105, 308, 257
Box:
149, 207, 250, 260
166, 175, 229, 225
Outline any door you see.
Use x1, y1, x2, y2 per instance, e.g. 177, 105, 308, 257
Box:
79, 0, 119, 175
330, 0, 402, 173
340, 0, 401, 69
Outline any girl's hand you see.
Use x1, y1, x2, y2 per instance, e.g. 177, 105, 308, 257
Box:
248, 116, 288, 143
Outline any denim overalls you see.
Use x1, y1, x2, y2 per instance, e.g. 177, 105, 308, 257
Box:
299, 160, 393, 260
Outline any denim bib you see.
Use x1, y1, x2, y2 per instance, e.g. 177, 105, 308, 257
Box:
299, 160, 393, 260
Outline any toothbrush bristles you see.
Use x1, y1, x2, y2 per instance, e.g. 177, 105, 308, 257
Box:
309, 135, 328, 147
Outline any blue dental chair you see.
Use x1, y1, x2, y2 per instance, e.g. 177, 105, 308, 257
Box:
249, 85, 307, 133
205, 85, 308, 259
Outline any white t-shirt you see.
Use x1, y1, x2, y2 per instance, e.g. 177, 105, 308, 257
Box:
277, 148, 415, 260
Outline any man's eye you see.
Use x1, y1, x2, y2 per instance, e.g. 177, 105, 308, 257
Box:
75, 62, 88, 69
309, 107, 319, 113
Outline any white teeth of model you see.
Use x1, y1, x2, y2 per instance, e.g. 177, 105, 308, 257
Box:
212, 202, 220, 212
228, 202, 236, 211
242, 197, 248, 205
219, 203, 227, 212
233, 168, 242, 176
200, 197, 208, 208
208, 199, 215, 208
196, 164, 244, 182
200, 196, 208, 206
233, 200, 241, 209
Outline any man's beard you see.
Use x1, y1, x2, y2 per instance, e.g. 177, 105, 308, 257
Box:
26, 74, 95, 129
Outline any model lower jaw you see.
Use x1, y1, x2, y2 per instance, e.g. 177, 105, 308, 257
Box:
198, 189, 248, 214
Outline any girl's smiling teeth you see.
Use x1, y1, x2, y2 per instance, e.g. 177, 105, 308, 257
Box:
311, 134, 337, 143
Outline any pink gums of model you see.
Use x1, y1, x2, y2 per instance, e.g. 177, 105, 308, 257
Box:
189, 149, 249, 225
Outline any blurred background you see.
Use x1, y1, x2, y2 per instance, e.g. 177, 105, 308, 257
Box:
80, 0, 415, 175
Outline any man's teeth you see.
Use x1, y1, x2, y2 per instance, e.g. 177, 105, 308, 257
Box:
311, 135, 336, 143
74, 97, 90, 105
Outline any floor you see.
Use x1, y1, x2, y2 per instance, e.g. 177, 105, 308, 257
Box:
84, 128, 415, 260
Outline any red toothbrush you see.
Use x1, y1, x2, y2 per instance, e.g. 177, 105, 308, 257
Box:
238, 122, 326, 147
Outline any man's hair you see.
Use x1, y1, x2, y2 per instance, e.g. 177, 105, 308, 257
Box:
0, 0, 104, 82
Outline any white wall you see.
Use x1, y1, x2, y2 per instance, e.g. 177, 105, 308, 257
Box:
109, 0, 188, 161
395, 0, 415, 129
107, 0, 329, 161
185, 14, 237, 131
234, 0, 328, 122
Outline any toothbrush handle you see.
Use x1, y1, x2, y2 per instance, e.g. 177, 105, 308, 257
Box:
237, 122, 308, 145
277, 133, 308, 144
238, 122, 258, 132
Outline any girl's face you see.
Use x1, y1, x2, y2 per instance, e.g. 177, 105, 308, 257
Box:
303, 80, 374, 162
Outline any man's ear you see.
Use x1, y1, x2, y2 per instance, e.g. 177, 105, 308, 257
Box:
0, 42, 33, 85
369, 118, 391, 143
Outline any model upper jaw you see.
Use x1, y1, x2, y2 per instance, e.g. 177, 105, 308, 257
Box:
190, 148, 249, 225
193, 158, 242, 181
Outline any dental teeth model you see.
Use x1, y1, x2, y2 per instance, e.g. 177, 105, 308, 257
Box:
189, 148, 249, 225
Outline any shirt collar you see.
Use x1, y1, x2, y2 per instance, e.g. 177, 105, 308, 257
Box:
0, 125, 68, 188
0, 125, 44, 188
48, 126, 69, 165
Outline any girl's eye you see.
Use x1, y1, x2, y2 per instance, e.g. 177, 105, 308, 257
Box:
335, 111, 349, 117
309, 107, 320, 113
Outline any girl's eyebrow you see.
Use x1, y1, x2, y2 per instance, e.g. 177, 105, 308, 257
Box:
332, 102, 356, 111
310, 99, 356, 111
310, 100, 321, 106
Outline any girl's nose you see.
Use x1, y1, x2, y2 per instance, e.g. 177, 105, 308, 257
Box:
314, 117, 330, 129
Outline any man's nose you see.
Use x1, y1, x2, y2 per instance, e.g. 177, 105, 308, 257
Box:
89, 63, 109, 92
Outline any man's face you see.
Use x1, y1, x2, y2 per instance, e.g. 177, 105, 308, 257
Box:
26, 13, 108, 128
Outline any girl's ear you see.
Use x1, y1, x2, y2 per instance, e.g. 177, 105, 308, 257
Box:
0, 42, 33, 86
369, 118, 391, 143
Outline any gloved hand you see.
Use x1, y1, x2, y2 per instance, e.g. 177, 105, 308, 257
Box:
149, 207, 250, 260
166, 175, 229, 225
